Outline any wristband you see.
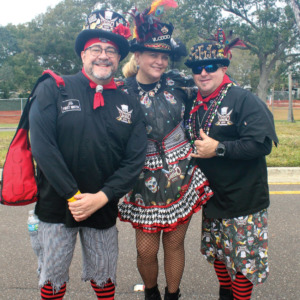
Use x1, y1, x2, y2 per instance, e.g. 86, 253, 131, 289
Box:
67, 190, 81, 202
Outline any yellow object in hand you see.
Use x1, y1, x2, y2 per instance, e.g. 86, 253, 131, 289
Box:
67, 190, 81, 202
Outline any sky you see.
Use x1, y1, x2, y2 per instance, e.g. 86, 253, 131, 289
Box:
0, 0, 62, 26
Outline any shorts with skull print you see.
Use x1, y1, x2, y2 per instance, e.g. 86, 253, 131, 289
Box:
201, 208, 269, 285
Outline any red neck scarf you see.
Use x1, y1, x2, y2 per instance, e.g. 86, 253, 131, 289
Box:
190, 74, 232, 114
82, 68, 117, 109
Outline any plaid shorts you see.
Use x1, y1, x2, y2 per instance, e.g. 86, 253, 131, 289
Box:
34, 221, 118, 291
201, 209, 269, 285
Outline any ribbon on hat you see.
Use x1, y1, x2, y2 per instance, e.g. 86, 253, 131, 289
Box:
190, 74, 232, 114
84, 38, 119, 51
82, 68, 117, 109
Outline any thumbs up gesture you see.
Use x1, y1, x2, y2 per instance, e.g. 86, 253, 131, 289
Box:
191, 129, 219, 158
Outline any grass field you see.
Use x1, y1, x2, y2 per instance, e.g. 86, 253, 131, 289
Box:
0, 108, 299, 167
266, 121, 300, 167
269, 107, 300, 121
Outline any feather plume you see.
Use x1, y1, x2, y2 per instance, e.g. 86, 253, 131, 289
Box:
129, 0, 177, 42
224, 37, 247, 57
148, 0, 178, 16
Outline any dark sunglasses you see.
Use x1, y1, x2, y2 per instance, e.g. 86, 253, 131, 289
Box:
192, 64, 223, 74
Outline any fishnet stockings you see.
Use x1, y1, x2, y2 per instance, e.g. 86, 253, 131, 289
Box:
136, 220, 190, 293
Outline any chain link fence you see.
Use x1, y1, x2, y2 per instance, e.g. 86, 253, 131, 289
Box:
0, 99, 26, 125
0, 94, 299, 126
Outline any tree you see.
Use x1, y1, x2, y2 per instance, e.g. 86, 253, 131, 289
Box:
0, 26, 20, 66
291, 0, 300, 31
1, 0, 299, 103
212, 0, 300, 102
227, 49, 259, 88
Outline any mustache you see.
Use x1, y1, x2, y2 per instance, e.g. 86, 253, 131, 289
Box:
93, 59, 113, 66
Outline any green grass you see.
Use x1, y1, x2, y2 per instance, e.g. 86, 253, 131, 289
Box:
0, 120, 299, 167
0, 123, 18, 128
266, 121, 300, 167
0, 131, 15, 167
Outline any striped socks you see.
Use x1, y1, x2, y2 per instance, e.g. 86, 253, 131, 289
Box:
40, 282, 66, 300
214, 259, 232, 290
232, 273, 253, 300
214, 261, 254, 299
91, 279, 115, 299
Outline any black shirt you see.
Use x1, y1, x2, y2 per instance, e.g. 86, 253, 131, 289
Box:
29, 71, 147, 228
185, 85, 278, 218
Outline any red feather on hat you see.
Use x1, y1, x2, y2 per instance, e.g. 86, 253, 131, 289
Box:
224, 38, 247, 58
213, 28, 247, 58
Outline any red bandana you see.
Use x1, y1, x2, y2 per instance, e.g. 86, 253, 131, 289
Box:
190, 74, 232, 114
82, 68, 117, 109
83, 38, 119, 51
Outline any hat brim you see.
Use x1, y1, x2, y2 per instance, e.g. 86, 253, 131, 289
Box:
185, 58, 230, 68
130, 43, 172, 54
75, 29, 129, 61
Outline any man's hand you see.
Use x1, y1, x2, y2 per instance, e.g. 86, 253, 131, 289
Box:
68, 191, 109, 222
190, 129, 219, 159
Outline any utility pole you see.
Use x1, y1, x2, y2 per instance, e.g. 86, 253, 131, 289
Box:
287, 69, 295, 123
271, 86, 274, 114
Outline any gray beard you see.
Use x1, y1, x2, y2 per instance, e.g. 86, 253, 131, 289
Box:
91, 60, 116, 81
92, 70, 114, 81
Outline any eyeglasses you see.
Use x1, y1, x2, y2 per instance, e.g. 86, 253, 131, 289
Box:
85, 46, 119, 58
192, 64, 223, 74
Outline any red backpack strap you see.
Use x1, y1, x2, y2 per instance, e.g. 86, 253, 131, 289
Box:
43, 69, 65, 88
0, 70, 65, 206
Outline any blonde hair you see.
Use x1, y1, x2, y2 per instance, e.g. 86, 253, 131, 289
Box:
122, 54, 138, 78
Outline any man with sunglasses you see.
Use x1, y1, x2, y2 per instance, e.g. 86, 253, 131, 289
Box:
28, 9, 147, 299
184, 30, 278, 300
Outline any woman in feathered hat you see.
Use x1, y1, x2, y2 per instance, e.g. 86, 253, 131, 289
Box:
118, 1, 213, 299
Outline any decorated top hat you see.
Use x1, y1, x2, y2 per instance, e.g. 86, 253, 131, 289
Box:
185, 28, 246, 68
129, 0, 178, 53
75, 9, 131, 61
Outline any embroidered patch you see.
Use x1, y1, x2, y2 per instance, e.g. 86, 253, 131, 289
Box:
166, 78, 174, 86
215, 107, 233, 126
145, 177, 159, 193
140, 94, 152, 108
116, 105, 133, 124
164, 91, 176, 104
146, 125, 153, 134
135, 193, 145, 205
162, 164, 184, 188
61, 99, 81, 113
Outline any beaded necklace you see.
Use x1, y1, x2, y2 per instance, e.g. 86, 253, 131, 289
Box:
136, 78, 162, 97
187, 83, 232, 144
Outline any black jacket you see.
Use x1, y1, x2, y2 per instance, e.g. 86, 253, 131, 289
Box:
29, 71, 147, 228
185, 85, 278, 219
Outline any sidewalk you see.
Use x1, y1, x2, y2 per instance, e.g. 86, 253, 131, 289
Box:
267, 167, 300, 183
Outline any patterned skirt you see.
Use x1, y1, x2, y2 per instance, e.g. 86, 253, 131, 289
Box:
118, 165, 212, 233
119, 123, 213, 233
201, 209, 269, 285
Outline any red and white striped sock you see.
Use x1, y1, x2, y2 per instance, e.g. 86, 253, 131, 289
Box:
40, 282, 66, 300
91, 279, 115, 299
232, 273, 253, 300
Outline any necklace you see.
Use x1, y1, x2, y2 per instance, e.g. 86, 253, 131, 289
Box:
136, 78, 162, 97
187, 83, 232, 144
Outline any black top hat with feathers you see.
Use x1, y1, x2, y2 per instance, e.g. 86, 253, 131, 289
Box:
185, 28, 246, 67
75, 9, 131, 61
129, 0, 179, 54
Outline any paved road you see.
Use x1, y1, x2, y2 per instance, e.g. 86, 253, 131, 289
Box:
0, 182, 299, 300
